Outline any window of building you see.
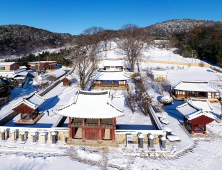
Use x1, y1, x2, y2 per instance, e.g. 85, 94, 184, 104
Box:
0, 67, 5, 71
31, 65, 35, 69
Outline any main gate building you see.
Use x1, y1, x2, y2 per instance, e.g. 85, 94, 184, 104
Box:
56, 90, 125, 141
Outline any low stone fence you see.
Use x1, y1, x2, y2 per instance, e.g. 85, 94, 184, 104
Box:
115, 130, 166, 145
0, 127, 69, 142
0, 111, 19, 126
0, 94, 11, 107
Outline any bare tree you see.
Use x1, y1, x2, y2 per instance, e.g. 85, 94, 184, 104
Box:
116, 24, 145, 72
71, 27, 105, 90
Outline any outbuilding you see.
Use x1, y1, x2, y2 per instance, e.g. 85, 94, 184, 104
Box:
12, 92, 45, 124
176, 98, 215, 134
173, 81, 220, 102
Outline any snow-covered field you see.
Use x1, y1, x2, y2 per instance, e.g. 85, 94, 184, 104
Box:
1, 41, 222, 169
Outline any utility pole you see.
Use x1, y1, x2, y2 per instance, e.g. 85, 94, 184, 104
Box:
192, 50, 193, 63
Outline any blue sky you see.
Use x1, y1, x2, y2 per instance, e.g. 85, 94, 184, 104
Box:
0, 0, 221, 35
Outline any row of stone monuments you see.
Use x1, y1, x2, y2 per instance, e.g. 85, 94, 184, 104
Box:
126, 133, 166, 150
0, 129, 62, 145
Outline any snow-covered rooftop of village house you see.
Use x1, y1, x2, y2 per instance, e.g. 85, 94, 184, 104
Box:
176, 99, 215, 120
0, 62, 15, 66
93, 71, 129, 81
103, 59, 124, 67
188, 98, 214, 112
174, 81, 218, 92
151, 69, 167, 75
50, 69, 66, 78
12, 92, 45, 110
63, 74, 74, 81
28, 61, 57, 64
56, 90, 124, 119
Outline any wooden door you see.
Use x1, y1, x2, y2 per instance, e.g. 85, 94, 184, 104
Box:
86, 128, 98, 140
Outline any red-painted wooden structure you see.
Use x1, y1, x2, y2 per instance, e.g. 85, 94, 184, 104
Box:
13, 103, 40, 122
62, 77, 71, 86
184, 115, 214, 134
68, 117, 116, 141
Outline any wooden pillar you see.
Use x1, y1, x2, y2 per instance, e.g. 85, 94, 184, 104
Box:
20, 113, 23, 120
69, 117, 71, 126
31, 112, 33, 120
82, 118, 86, 141
110, 129, 115, 141
112, 118, 115, 127
72, 127, 75, 138
98, 119, 102, 140
69, 125, 72, 139
112, 81, 113, 87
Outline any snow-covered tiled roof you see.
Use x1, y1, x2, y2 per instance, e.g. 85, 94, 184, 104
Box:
174, 81, 218, 92
187, 98, 214, 112
0, 62, 15, 66
50, 69, 66, 78
63, 74, 74, 81
151, 69, 167, 76
103, 59, 124, 67
56, 90, 125, 119
12, 92, 45, 110
92, 71, 129, 81
176, 98, 215, 120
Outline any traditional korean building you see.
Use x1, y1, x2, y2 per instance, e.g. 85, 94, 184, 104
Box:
61, 75, 74, 86
12, 92, 45, 124
102, 58, 124, 71
176, 98, 215, 134
56, 90, 125, 141
92, 71, 129, 90
173, 81, 220, 102
151, 69, 167, 81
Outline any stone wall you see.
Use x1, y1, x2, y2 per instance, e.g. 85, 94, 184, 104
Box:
0, 111, 19, 126
0, 130, 69, 142
115, 133, 166, 145
0, 94, 11, 107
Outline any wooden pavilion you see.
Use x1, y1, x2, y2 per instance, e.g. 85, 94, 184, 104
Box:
12, 92, 45, 124
56, 90, 125, 141
176, 98, 215, 134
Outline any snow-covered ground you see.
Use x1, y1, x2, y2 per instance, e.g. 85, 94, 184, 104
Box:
1, 41, 222, 169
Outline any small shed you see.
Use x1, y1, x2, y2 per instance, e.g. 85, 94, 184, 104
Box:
176, 98, 215, 134
61, 75, 74, 86
12, 92, 45, 124
151, 69, 167, 81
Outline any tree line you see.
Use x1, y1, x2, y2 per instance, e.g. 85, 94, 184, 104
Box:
173, 22, 222, 65
5, 49, 72, 67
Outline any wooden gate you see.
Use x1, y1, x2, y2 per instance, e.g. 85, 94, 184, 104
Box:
86, 128, 98, 140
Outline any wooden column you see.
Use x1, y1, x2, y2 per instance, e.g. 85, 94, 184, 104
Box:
69, 117, 72, 139
72, 127, 76, 138
20, 113, 23, 120
69, 117, 71, 126
69, 126, 72, 139
31, 112, 33, 120
112, 118, 115, 127
98, 119, 102, 140
82, 118, 86, 141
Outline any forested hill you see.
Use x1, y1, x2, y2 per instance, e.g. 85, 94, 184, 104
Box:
143, 19, 221, 38
0, 25, 74, 57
